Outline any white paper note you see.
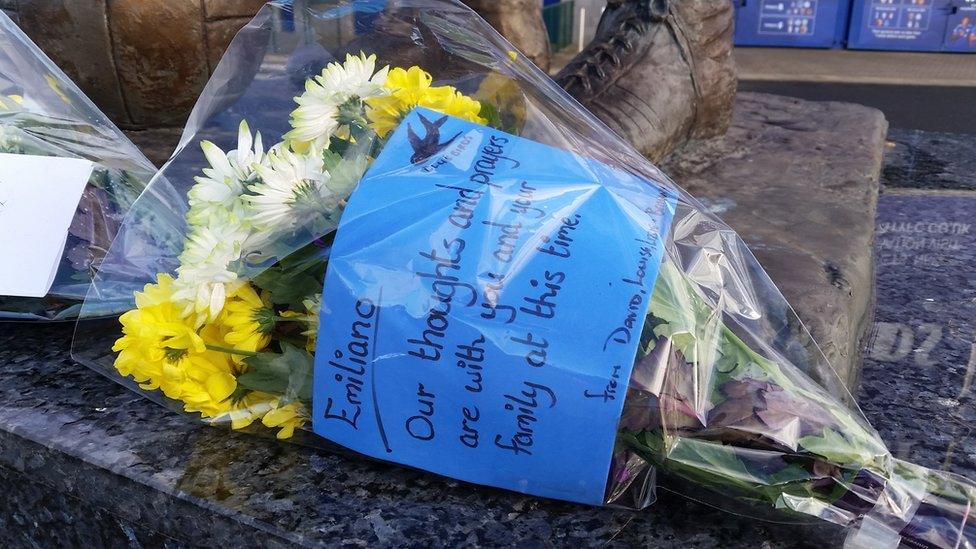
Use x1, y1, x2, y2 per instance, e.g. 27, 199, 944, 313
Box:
0, 153, 94, 298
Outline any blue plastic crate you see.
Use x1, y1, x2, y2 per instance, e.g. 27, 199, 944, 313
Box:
847, 0, 954, 51
734, 0, 852, 48
943, 0, 976, 50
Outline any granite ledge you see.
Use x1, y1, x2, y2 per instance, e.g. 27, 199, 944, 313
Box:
0, 324, 842, 547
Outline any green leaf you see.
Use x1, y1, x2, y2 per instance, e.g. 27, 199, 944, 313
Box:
238, 343, 313, 403
328, 136, 352, 157
253, 268, 322, 309
250, 242, 329, 309
667, 438, 764, 491
648, 261, 722, 367
715, 333, 755, 376
798, 428, 876, 467
479, 101, 503, 130
321, 148, 343, 172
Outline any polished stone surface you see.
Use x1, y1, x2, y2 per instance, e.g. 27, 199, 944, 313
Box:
883, 128, 976, 191
859, 190, 976, 480
0, 324, 842, 547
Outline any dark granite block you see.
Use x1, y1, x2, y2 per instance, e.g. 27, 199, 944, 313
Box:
883, 129, 976, 191
0, 464, 179, 548
0, 324, 844, 547
859, 190, 976, 479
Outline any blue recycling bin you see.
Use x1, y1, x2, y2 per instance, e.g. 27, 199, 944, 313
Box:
733, 0, 852, 48
943, 0, 976, 51
847, 0, 954, 51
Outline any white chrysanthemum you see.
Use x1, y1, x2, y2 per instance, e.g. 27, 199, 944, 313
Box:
247, 148, 339, 234
285, 52, 390, 146
317, 52, 389, 99
172, 219, 250, 322
187, 121, 266, 226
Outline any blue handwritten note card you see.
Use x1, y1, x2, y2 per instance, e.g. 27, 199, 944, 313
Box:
314, 108, 676, 504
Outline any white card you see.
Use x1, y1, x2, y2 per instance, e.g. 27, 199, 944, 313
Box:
0, 153, 94, 298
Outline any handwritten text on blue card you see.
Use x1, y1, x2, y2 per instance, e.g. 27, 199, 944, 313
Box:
313, 108, 676, 504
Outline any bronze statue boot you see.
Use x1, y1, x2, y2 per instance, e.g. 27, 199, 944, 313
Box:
556, 0, 736, 162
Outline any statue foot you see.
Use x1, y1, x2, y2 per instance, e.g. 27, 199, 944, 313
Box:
556, 0, 736, 162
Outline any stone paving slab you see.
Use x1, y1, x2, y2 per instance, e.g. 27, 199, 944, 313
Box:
735, 47, 976, 87
883, 128, 976, 191
662, 91, 887, 397
859, 189, 976, 479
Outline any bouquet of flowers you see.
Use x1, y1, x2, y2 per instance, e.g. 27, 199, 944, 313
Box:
0, 12, 157, 320
72, 2, 975, 547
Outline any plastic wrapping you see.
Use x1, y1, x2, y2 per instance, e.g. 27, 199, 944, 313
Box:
0, 12, 157, 320
70, 1, 975, 546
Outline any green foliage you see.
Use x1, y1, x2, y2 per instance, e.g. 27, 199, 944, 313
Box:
479, 101, 503, 130
797, 428, 878, 467
632, 257, 893, 514
252, 240, 329, 309
649, 261, 719, 366
254, 265, 323, 310
237, 342, 313, 405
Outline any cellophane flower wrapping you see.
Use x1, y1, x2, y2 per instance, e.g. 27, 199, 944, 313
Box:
0, 12, 157, 320
71, 1, 975, 546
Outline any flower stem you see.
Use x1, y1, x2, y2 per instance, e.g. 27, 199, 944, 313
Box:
205, 344, 258, 357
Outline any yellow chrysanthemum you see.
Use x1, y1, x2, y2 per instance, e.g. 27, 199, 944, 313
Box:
214, 390, 277, 430
112, 274, 238, 418
262, 400, 308, 439
215, 284, 275, 358
45, 74, 71, 104
280, 293, 321, 352
114, 276, 309, 437
366, 66, 485, 136
174, 360, 238, 418
113, 274, 206, 381
210, 391, 307, 439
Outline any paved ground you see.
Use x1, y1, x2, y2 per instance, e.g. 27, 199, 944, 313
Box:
884, 129, 976, 191
739, 81, 976, 134
732, 45, 976, 135
857, 187, 976, 482
735, 48, 976, 87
